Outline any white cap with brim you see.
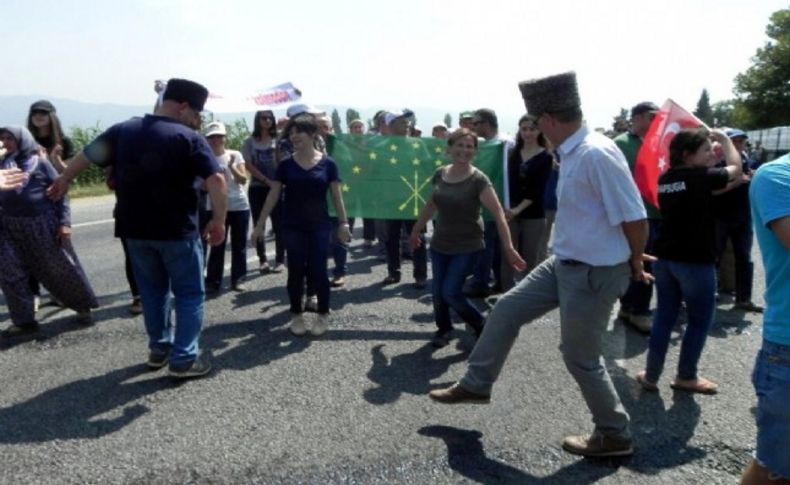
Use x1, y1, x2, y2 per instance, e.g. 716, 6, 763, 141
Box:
286, 103, 323, 118
385, 109, 414, 126
204, 121, 226, 137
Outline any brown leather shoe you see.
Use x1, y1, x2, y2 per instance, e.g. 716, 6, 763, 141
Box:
562, 433, 633, 457
428, 383, 490, 404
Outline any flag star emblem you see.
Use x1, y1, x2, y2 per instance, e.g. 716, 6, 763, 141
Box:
369, 152, 377, 160
412, 158, 421, 166
412, 142, 420, 149
390, 144, 398, 151
434, 147, 443, 154
435, 160, 443, 167
352, 166, 361, 174
342, 184, 350, 192
658, 158, 668, 171
390, 157, 398, 165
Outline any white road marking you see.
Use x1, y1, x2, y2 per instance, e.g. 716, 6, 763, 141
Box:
72, 218, 115, 228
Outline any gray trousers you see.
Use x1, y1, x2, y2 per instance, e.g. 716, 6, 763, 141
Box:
500, 218, 547, 291
461, 256, 632, 439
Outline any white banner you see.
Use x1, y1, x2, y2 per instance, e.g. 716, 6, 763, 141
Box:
204, 82, 302, 113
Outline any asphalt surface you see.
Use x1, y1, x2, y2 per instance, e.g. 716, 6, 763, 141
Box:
0, 195, 765, 484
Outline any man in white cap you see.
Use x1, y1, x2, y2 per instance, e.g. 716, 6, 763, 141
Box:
431, 123, 449, 140
381, 110, 428, 288
430, 72, 650, 458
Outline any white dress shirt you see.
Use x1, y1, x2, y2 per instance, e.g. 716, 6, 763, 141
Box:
552, 126, 646, 266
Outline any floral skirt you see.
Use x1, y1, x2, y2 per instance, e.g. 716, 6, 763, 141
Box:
0, 212, 97, 326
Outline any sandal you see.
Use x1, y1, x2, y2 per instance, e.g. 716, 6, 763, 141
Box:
670, 377, 718, 395
635, 371, 659, 392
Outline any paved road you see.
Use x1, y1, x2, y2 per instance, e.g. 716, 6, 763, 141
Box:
0, 196, 764, 484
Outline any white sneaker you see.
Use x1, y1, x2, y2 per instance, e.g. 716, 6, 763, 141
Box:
311, 314, 329, 336
304, 295, 318, 312
289, 314, 307, 336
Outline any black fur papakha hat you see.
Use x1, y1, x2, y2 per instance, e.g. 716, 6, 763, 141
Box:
163, 78, 209, 112
518, 71, 581, 117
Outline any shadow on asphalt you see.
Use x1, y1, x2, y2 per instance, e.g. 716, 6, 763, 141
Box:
418, 425, 619, 484
709, 307, 753, 338
0, 306, 443, 444
0, 363, 171, 444
224, 251, 434, 314
604, 323, 707, 475
0, 289, 145, 351
364, 343, 467, 405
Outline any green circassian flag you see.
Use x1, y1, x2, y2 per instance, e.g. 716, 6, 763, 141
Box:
326, 134, 506, 220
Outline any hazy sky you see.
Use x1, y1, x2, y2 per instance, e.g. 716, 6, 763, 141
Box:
1, 0, 785, 129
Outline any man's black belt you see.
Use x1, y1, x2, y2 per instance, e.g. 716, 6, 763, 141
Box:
559, 259, 587, 266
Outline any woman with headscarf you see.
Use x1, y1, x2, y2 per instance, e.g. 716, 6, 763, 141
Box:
0, 126, 98, 337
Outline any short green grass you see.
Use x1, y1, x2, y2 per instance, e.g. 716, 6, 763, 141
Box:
69, 183, 112, 199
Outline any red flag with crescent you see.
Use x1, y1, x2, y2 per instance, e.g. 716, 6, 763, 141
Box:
635, 99, 704, 208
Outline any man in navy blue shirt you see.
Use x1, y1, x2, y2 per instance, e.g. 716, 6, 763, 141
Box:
48, 78, 227, 379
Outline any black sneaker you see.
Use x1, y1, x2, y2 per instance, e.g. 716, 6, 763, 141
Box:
431, 330, 453, 348
381, 274, 401, 286
204, 284, 220, 297
147, 349, 171, 369
168, 355, 212, 379
734, 301, 764, 313
1, 323, 40, 338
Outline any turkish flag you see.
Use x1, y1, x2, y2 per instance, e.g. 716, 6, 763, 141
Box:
634, 99, 704, 208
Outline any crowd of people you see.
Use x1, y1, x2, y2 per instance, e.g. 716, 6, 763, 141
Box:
0, 75, 787, 481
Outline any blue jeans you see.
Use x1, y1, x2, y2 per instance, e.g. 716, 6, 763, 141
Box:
715, 218, 754, 303
284, 228, 330, 314
645, 260, 716, 382
205, 210, 249, 287
469, 220, 500, 290
330, 217, 355, 278
431, 249, 484, 333
752, 339, 790, 478
620, 218, 659, 315
126, 238, 205, 366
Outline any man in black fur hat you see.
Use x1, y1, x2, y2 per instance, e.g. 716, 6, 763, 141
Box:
430, 72, 650, 458
48, 78, 227, 379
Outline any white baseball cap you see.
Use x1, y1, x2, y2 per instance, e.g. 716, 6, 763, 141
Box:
286, 103, 323, 118
204, 121, 226, 137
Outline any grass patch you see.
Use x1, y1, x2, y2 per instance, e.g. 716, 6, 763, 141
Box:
69, 183, 112, 199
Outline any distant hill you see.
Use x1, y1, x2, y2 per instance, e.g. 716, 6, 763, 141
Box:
0, 96, 149, 130
0, 95, 519, 139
